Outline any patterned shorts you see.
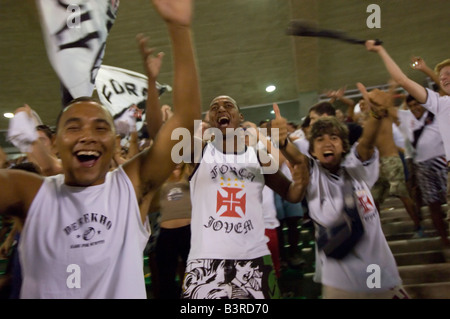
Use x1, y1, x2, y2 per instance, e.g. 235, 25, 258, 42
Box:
371, 156, 409, 204
181, 255, 280, 299
414, 157, 448, 205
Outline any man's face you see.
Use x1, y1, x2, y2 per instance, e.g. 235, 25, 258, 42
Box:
439, 65, 450, 95
37, 130, 53, 151
311, 133, 344, 172
55, 101, 116, 186
407, 99, 426, 119
208, 96, 243, 134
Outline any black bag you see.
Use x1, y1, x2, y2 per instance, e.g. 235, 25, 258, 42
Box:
315, 170, 364, 259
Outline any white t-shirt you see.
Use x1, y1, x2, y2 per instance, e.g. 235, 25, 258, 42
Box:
19, 167, 150, 299
422, 88, 450, 162
307, 144, 401, 292
188, 142, 270, 260
262, 186, 280, 230
397, 108, 445, 163
392, 123, 405, 149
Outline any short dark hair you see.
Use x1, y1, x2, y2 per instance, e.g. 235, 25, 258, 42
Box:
308, 116, 350, 155
309, 102, 336, 116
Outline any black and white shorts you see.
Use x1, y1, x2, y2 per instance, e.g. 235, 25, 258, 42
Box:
415, 157, 448, 205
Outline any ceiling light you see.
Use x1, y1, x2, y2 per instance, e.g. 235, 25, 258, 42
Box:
3, 112, 14, 118
265, 85, 276, 93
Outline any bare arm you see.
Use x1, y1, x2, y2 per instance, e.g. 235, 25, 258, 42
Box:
0, 169, 43, 221
355, 83, 386, 161
266, 104, 309, 202
270, 103, 309, 165
137, 34, 165, 140
365, 40, 428, 104
124, 0, 201, 221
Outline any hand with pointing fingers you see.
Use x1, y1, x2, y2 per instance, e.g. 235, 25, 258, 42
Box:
356, 82, 390, 119
270, 103, 288, 147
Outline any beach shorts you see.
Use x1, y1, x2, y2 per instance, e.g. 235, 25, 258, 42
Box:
371, 156, 409, 204
415, 157, 448, 205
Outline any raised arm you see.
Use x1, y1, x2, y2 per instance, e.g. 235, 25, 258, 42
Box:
270, 103, 309, 165
137, 34, 165, 140
365, 40, 428, 104
265, 104, 309, 202
355, 83, 386, 161
124, 0, 201, 218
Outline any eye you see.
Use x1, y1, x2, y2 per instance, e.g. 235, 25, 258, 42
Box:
66, 125, 80, 132
210, 105, 218, 112
96, 125, 109, 132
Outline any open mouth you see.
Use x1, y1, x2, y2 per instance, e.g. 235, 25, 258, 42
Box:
217, 116, 230, 127
322, 151, 335, 162
75, 150, 101, 168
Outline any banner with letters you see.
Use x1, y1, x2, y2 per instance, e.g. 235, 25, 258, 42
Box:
95, 64, 172, 136
36, 0, 120, 104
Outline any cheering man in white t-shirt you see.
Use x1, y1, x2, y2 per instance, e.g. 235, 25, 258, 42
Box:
270, 84, 409, 299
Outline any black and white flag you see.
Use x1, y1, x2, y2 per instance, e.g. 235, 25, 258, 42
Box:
95, 65, 171, 136
95, 64, 171, 118
36, 0, 120, 105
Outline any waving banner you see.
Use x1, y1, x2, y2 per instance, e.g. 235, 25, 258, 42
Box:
36, 0, 120, 105
95, 64, 171, 117
95, 65, 171, 136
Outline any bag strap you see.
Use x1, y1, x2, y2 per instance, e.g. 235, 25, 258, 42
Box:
412, 111, 434, 148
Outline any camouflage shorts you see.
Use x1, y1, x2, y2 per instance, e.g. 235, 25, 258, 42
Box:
371, 156, 409, 204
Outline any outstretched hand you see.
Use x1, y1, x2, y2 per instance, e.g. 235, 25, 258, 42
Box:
410, 56, 427, 71
365, 39, 382, 53
356, 82, 391, 118
137, 34, 164, 81
14, 104, 33, 117
152, 0, 193, 27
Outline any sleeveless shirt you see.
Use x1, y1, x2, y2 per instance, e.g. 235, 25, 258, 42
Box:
19, 166, 150, 298
188, 142, 270, 260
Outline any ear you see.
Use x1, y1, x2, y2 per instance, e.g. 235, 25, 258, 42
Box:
239, 113, 244, 123
51, 135, 59, 158
115, 135, 122, 151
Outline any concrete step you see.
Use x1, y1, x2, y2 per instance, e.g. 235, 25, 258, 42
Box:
380, 205, 448, 223
385, 229, 439, 242
382, 219, 448, 236
399, 263, 450, 285
394, 250, 446, 266
389, 237, 444, 254
404, 282, 450, 299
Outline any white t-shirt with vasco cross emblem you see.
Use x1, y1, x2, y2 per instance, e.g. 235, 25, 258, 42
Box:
188, 142, 270, 261
19, 166, 150, 299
